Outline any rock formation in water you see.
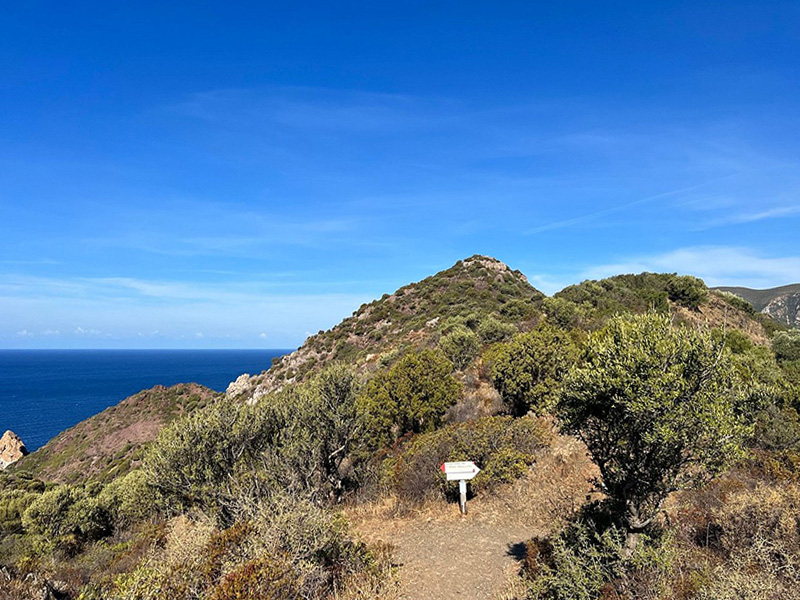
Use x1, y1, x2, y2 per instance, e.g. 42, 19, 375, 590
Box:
0, 430, 28, 469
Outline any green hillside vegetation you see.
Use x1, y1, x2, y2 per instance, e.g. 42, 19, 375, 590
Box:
235, 255, 544, 393
2, 257, 800, 599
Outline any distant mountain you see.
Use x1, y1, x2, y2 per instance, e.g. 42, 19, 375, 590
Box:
714, 284, 800, 328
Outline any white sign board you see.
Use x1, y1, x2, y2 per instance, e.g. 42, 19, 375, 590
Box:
440, 461, 481, 481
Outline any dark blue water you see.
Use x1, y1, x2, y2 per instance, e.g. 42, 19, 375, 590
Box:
0, 350, 290, 451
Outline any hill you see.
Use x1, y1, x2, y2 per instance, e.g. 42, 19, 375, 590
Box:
715, 283, 800, 328
227, 255, 545, 401
550, 271, 772, 342
12, 383, 218, 484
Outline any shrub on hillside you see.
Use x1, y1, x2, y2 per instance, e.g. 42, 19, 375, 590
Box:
477, 314, 517, 344
487, 324, 578, 416
521, 514, 673, 600
146, 364, 364, 520
438, 326, 480, 371
144, 399, 280, 522
666, 275, 708, 309
269, 364, 363, 503
773, 330, 800, 363
21, 484, 111, 551
386, 415, 552, 501
0, 488, 41, 534
559, 312, 751, 557
357, 349, 462, 449
714, 290, 756, 315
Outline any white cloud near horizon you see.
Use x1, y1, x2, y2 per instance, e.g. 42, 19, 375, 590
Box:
0, 274, 373, 348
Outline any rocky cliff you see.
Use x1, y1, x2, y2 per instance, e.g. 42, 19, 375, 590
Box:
714, 284, 800, 328
0, 430, 28, 469
762, 292, 800, 328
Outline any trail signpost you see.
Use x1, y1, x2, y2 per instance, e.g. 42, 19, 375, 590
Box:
440, 461, 481, 514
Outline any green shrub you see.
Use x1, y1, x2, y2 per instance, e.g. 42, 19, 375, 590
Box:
97, 470, 161, 528
146, 364, 364, 519
21, 484, 111, 549
500, 299, 536, 321
144, 399, 281, 522
773, 331, 800, 363
666, 275, 708, 309
269, 364, 363, 503
477, 314, 517, 344
523, 516, 673, 600
439, 326, 481, 371
714, 290, 756, 315
487, 324, 577, 416
0, 489, 40, 534
559, 312, 751, 557
357, 349, 462, 449
387, 415, 552, 501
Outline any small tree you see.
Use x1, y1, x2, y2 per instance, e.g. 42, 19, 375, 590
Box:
558, 312, 749, 556
439, 326, 480, 371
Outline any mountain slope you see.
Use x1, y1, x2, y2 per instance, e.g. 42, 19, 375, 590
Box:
227, 255, 544, 401
551, 272, 771, 343
715, 284, 800, 328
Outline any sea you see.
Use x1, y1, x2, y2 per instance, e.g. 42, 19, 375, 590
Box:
0, 349, 290, 452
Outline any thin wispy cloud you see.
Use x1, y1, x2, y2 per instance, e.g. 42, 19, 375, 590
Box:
718, 204, 800, 225
2, 6, 799, 350
524, 175, 743, 235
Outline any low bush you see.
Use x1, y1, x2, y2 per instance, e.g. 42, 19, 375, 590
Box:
386, 415, 552, 501
521, 513, 673, 600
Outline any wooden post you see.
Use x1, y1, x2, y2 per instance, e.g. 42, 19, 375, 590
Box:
459, 479, 467, 515
441, 461, 480, 516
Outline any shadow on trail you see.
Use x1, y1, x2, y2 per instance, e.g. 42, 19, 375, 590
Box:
506, 541, 528, 561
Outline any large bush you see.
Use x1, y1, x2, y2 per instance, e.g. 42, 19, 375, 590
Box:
773, 330, 800, 363
146, 364, 364, 520
487, 324, 577, 416
144, 398, 280, 522
438, 326, 481, 371
21, 484, 111, 549
357, 349, 462, 449
559, 312, 750, 556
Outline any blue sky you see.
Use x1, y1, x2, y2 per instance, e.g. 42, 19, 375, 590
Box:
2, 1, 799, 349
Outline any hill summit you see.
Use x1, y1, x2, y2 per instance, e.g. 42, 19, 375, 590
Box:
228, 255, 544, 402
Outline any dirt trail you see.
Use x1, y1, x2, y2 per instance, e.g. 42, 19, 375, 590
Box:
387, 512, 536, 599
350, 436, 596, 600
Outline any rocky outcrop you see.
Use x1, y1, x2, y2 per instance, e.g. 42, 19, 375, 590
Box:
714, 284, 800, 328
763, 292, 800, 328
0, 430, 28, 469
